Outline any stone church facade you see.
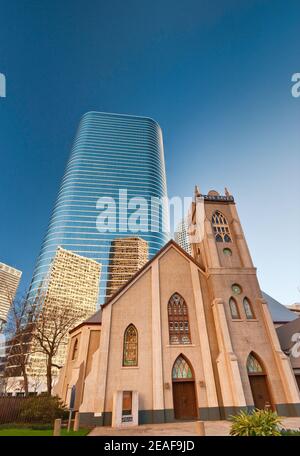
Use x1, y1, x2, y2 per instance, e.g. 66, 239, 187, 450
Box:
54, 189, 300, 426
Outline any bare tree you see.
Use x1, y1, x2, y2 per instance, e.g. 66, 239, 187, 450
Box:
3, 293, 36, 397
32, 305, 84, 395
30, 375, 43, 394
2, 280, 87, 396
1, 376, 22, 395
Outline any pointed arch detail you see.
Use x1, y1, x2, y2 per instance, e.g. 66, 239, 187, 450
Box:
123, 324, 138, 366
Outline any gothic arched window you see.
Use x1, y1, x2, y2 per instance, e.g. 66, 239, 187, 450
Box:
168, 293, 191, 345
243, 297, 255, 320
229, 297, 240, 319
212, 211, 232, 243
247, 353, 264, 373
172, 355, 194, 379
123, 324, 138, 366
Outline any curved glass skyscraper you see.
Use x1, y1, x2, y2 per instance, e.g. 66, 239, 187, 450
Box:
28, 112, 169, 304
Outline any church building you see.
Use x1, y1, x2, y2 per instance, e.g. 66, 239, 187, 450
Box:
54, 188, 300, 427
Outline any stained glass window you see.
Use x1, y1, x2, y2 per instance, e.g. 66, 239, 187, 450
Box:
212, 211, 232, 243
229, 297, 240, 319
168, 293, 191, 345
123, 324, 138, 366
247, 353, 263, 373
243, 297, 255, 319
172, 355, 193, 379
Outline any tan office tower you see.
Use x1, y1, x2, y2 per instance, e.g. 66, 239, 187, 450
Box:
28, 247, 101, 381
0, 263, 22, 328
106, 237, 148, 299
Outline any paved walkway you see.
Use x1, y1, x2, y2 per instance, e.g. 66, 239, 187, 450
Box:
89, 417, 300, 436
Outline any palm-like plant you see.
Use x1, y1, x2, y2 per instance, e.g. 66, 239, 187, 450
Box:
230, 409, 282, 436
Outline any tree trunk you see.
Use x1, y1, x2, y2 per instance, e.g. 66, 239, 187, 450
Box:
21, 364, 29, 396
47, 357, 52, 395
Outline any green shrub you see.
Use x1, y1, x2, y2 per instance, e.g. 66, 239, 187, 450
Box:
19, 396, 68, 424
230, 409, 282, 436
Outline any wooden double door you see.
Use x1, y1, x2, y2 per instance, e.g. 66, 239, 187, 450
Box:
172, 381, 198, 420
249, 374, 272, 410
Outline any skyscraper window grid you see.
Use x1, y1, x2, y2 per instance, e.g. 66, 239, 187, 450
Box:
28, 112, 169, 304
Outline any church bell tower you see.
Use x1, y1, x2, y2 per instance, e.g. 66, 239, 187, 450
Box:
188, 186, 300, 417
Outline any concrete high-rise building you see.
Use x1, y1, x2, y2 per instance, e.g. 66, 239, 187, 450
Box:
28, 247, 101, 380
0, 263, 22, 328
28, 112, 169, 305
174, 218, 192, 255
106, 237, 148, 299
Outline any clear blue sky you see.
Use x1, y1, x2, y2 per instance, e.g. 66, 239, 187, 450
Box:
0, 0, 299, 304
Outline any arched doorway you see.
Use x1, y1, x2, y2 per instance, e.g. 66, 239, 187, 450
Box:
172, 355, 198, 420
247, 353, 273, 410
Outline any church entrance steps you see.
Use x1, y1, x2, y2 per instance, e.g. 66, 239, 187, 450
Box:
88, 417, 300, 436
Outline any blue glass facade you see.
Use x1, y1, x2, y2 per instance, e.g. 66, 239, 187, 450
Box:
28, 112, 169, 304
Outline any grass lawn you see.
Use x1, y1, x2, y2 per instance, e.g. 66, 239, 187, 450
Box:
0, 427, 90, 436
281, 429, 300, 436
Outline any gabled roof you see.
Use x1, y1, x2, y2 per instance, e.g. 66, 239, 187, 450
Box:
70, 242, 297, 334
262, 292, 299, 324
102, 239, 205, 308
85, 308, 102, 324
70, 240, 205, 333
69, 308, 102, 334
